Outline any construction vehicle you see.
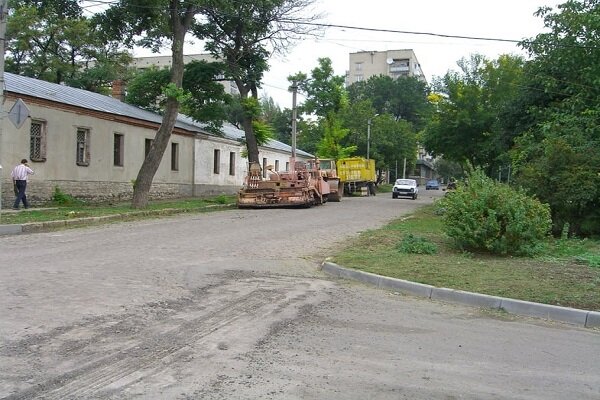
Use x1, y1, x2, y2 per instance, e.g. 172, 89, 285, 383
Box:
336, 157, 377, 196
313, 158, 342, 202
236, 159, 331, 208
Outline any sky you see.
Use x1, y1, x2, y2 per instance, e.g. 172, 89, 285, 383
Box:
124, 0, 558, 109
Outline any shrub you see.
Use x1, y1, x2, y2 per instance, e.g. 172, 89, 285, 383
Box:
436, 170, 551, 256
397, 234, 438, 255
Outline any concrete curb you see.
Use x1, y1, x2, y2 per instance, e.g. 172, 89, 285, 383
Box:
321, 261, 600, 329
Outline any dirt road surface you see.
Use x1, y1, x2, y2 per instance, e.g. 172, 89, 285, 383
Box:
1, 191, 599, 399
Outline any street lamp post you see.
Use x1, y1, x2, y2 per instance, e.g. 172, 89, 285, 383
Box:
366, 114, 378, 160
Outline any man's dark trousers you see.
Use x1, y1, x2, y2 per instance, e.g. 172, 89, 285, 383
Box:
13, 180, 29, 209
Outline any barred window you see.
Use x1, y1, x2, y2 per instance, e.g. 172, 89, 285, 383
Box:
76, 127, 90, 166
30, 120, 47, 161
229, 152, 235, 176
114, 133, 124, 166
213, 149, 220, 174
171, 142, 179, 171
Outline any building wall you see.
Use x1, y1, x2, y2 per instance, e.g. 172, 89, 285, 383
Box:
1, 96, 195, 205
193, 137, 309, 196
1, 96, 310, 205
347, 49, 425, 85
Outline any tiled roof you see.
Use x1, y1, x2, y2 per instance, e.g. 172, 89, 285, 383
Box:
4, 73, 312, 157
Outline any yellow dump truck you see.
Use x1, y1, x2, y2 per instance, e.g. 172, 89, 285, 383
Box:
336, 157, 377, 196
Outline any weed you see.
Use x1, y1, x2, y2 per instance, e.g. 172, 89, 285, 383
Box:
397, 234, 437, 255
52, 187, 83, 206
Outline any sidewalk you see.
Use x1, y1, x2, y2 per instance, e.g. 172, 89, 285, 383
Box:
321, 261, 600, 329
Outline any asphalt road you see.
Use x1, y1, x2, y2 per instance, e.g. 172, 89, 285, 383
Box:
1, 190, 599, 399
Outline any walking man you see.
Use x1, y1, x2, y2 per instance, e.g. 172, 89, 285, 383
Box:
11, 159, 34, 210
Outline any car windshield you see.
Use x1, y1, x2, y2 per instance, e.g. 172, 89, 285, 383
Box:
395, 179, 414, 185
427, 180, 438, 184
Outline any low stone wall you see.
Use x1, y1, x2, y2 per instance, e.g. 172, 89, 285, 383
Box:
1, 179, 196, 206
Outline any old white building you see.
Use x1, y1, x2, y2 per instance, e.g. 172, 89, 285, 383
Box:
0, 73, 309, 206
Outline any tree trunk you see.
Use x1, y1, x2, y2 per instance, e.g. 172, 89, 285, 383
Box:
236, 84, 260, 165
131, 2, 190, 208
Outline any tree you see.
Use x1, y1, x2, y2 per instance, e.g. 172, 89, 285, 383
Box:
192, 0, 320, 166
291, 58, 356, 159
508, 0, 600, 236
97, 0, 203, 208
6, 0, 131, 92
422, 54, 525, 174
125, 61, 230, 132
347, 75, 431, 130
260, 97, 292, 145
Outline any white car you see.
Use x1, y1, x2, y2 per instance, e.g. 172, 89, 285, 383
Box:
392, 179, 418, 200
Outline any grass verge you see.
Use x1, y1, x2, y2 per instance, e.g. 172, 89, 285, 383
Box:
330, 205, 600, 311
0, 195, 237, 225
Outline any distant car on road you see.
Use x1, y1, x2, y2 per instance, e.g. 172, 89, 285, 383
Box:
392, 179, 418, 200
425, 179, 440, 190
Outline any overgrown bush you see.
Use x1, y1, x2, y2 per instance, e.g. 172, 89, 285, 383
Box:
436, 170, 551, 256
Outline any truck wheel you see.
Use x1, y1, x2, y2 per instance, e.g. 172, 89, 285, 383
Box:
392, 193, 398, 199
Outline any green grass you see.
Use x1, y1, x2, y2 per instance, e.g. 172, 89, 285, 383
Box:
0, 195, 237, 225
331, 205, 600, 311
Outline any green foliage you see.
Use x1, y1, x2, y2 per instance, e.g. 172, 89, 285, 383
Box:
295, 58, 348, 118
251, 120, 275, 146
52, 186, 83, 206
212, 195, 230, 205
423, 54, 525, 172
6, 0, 131, 91
397, 234, 438, 255
507, 1, 600, 236
316, 116, 356, 159
347, 74, 432, 130
437, 170, 552, 256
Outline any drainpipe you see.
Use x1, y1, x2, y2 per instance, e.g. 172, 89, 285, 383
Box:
0, 0, 8, 219
192, 134, 196, 197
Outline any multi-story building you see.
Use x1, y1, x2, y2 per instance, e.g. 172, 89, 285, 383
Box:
346, 49, 425, 86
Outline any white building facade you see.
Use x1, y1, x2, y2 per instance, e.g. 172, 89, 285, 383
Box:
0, 73, 309, 206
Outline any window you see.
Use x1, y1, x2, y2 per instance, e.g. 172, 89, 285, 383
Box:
114, 133, 124, 166
275, 160, 279, 172
30, 120, 47, 162
169, 142, 179, 171
286, 161, 290, 171
355, 75, 363, 82
355, 62, 363, 71
76, 127, 90, 166
229, 152, 236, 176
262, 158, 267, 178
144, 138, 153, 157
213, 149, 220, 174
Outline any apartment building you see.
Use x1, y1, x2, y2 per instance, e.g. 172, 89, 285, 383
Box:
346, 49, 426, 86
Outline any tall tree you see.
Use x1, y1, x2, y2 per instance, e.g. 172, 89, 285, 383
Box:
97, 0, 201, 208
291, 57, 355, 159
347, 74, 431, 129
6, 0, 131, 91
509, 0, 600, 236
193, 0, 320, 166
422, 54, 525, 173
125, 61, 230, 132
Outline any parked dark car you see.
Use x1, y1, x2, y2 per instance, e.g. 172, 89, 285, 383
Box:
425, 179, 440, 190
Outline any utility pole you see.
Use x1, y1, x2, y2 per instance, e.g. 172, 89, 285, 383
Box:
0, 0, 8, 218
366, 119, 371, 160
290, 81, 298, 175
